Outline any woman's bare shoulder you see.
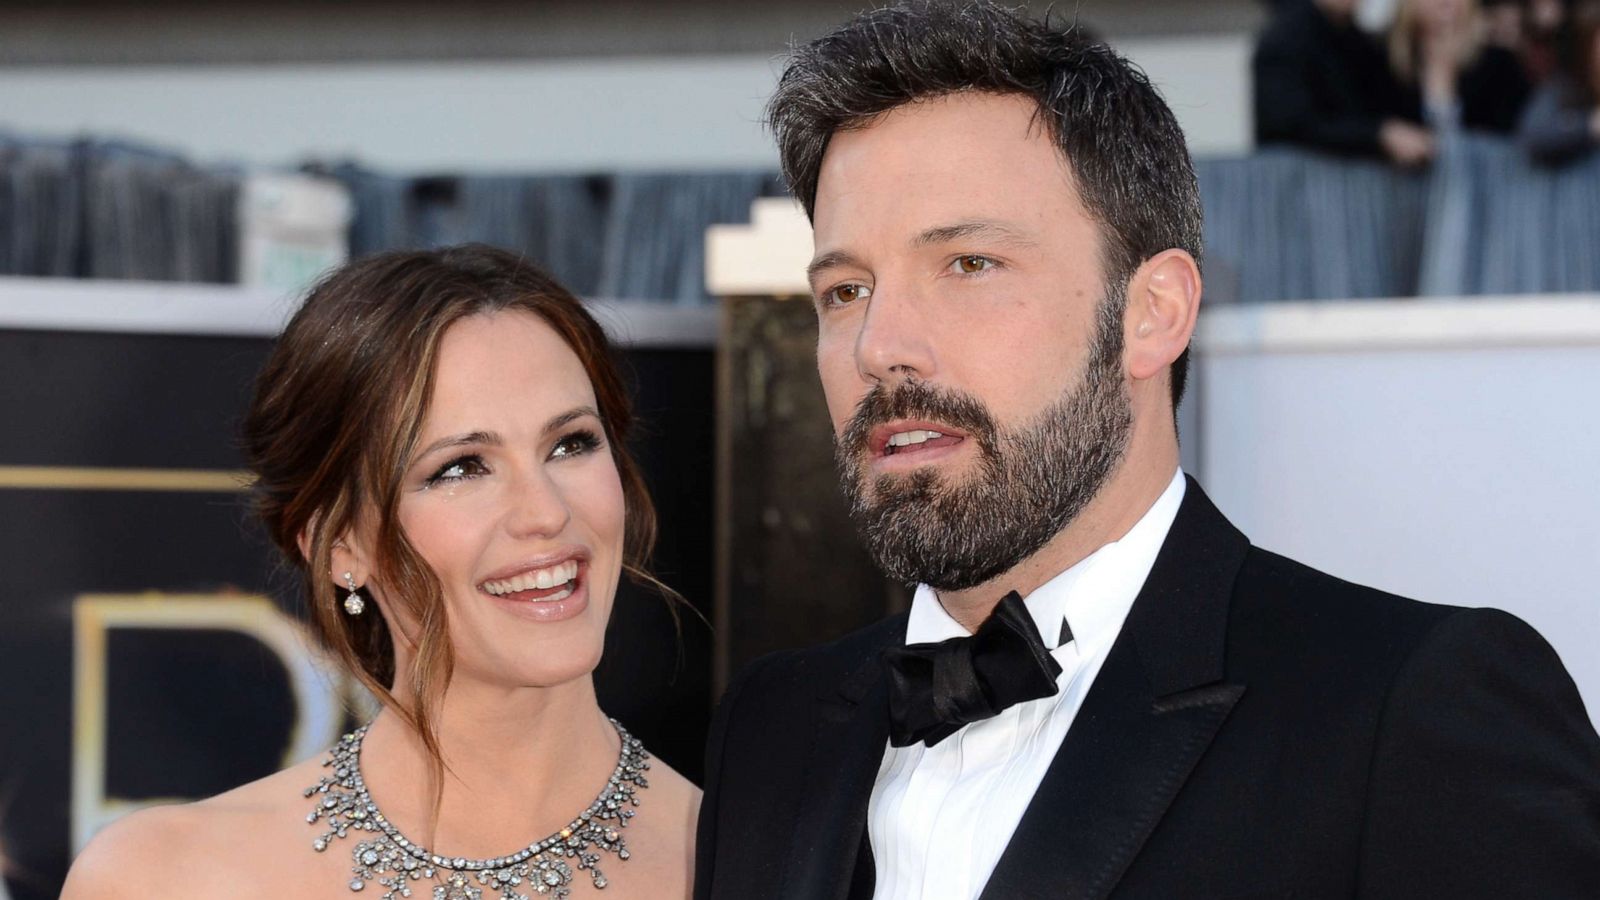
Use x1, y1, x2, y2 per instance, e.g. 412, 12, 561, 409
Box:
598, 753, 701, 899
60, 756, 330, 899
645, 754, 702, 835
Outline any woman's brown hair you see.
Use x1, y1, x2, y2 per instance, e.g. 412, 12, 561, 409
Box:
242, 244, 662, 772
1389, 0, 1488, 85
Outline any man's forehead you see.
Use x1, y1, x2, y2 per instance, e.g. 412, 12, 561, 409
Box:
812, 94, 1081, 230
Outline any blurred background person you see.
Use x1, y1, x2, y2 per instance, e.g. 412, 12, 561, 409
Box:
1388, 0, 1533, 133
1254, 0, 1435, 165
1482, 0, 1530, 51
1519, 0, 1600, 161
1524, 0, 1573, 81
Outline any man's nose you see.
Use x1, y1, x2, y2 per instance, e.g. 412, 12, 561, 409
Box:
854, 281, 936, 386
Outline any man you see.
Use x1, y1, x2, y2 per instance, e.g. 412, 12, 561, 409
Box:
1254, 0, 1434, 164
696, 3, 1600, 898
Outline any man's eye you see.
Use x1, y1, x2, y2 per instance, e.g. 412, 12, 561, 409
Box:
823, 283, 872, 307
951, 255, 996, 275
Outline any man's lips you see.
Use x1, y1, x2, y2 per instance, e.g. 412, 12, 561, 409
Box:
868, 420, 968, 458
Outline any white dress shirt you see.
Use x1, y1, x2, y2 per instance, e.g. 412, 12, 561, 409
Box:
867, 470, 1187, 900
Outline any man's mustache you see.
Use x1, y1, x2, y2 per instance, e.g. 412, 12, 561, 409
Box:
837, 380, 999, 460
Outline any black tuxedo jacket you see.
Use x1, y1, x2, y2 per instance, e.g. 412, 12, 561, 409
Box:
695, 479, 1600, 899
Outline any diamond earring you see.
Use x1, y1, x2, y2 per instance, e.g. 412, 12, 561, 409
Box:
342, 571, 365, 616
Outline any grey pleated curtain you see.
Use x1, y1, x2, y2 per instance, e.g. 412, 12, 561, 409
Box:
5, 134, 1599, 303
1196, 149, 1430, 303
0, 137, 83, 278
332, 163, 415, 263
329, 167, 779, 303
596, 171, 781, 304
0, 137, 237, 283
1196, 139, 1600, 303
85, 143, 238, 283
453, 175, 610, 297
1415, 133, 1600, 295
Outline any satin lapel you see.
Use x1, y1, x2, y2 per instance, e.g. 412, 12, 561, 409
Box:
779, 615, 904, 900
980, 478, 1250, 900
979, 645, 1245, 900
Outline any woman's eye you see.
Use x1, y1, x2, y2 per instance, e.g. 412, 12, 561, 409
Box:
551, 429, 602, 460
951, 255, 996, 275
425, 455, 488, 486
822, 283, 872, 307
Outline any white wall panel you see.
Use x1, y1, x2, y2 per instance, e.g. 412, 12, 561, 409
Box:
1196, 298, 1600, 728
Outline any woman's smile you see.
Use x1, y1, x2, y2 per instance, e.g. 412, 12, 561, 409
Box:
478, 552, 593, 623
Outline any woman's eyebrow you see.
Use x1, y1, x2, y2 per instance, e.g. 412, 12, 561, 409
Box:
411, 406, 600, 462
544, 406, 601, 433
413, 430, 503, 462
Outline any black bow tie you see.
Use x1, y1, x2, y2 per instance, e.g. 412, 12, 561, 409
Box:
883, 591, 1064, 748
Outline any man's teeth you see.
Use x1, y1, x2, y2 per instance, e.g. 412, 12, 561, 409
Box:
887, 429, 945, 448
482, 560, 579, 596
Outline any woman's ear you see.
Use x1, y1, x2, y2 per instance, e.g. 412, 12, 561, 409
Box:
297, 514, 369, 591
329, 540, 368, 591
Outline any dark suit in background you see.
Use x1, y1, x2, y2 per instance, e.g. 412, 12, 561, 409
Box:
1446, 45, 1534, 134
695, 480, 1600, 899
1255, 1, 1417, 156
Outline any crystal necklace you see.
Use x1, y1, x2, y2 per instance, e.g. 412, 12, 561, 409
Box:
305, 719, 649, 900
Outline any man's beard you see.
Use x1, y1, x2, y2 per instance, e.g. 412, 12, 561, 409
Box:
834, 294, 1133, 592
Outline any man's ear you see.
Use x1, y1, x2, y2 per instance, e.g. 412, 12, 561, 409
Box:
1124, 248, 1201, 384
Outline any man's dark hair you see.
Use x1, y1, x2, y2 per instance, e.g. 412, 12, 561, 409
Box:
767, 0, 1203, 410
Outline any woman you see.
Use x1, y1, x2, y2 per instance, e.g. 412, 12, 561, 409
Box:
1389, 0, 1533, 133
1520, 0, 1600, 163
62, 245, 699, 898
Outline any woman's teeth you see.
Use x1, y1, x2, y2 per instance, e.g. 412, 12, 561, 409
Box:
537, 587, 573, 603
481, 560, 580, 597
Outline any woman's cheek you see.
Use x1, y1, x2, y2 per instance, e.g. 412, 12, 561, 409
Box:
399, 494, 487, 583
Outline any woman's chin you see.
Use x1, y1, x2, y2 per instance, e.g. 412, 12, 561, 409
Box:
458, 629, 607, 690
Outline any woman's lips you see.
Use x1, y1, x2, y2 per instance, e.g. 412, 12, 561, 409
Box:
484, 569, 590, 623
481, 558, 581, 597
478, 552, 591, 623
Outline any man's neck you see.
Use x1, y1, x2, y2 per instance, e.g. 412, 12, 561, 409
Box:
934, 448, 1180, 633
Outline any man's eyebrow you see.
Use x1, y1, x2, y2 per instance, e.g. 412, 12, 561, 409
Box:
413, 430, 503, 462
913, 220, 1038, 248
805, 222, 1035, 290
806, 249, 866, 287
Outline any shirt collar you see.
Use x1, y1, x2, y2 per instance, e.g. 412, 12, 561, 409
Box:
906, 469, 1187, 657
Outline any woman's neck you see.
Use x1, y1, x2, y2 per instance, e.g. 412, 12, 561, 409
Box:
358, 675, 620, 858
